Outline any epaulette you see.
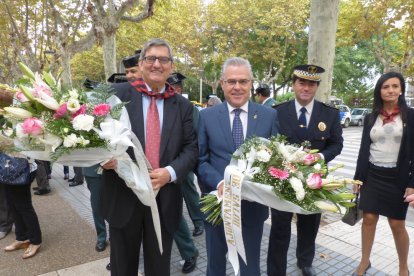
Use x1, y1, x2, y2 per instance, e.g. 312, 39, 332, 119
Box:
322, 102, 339, 110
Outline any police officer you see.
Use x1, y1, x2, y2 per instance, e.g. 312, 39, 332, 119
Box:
267, 65, 343, 276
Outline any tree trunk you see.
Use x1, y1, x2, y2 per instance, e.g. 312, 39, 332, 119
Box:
308, 0, 339, 103
61, 51, 73, 88
102, 33, 117, 80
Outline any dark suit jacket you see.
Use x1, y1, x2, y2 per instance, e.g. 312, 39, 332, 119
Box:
354, 110, 414, 190
274, 100, 343, 163
101, 82, 198, 234
197, 101, 279, 224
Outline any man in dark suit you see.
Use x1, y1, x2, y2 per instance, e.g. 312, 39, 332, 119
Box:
267, 65, 343, 276
101, 38, 198, 276
197, 57, 279, 276
167, 72, 202, 274
255, 83, 276, 107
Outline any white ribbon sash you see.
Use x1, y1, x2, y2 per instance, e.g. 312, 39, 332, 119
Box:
223, 165, 246, 276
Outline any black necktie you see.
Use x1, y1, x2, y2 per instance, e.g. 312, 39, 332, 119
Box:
232, 109, 244, 149
298, 107, 307, 139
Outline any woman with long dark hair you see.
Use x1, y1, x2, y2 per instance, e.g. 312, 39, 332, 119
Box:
352, 72, 414, 276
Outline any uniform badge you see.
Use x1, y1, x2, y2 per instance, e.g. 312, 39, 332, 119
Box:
318, 122, 326, 131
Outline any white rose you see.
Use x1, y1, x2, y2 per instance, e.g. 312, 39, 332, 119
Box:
289, 177, 306, 201
77, 135, 90, 146
67, 99, 81, 114
63, 133, 79, 148
313, 163, 322, 170
68, 89, 79, 99
256, 149, 271, 162
72, 114, 94, 131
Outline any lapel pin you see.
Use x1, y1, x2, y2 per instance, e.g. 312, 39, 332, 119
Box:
318, 122, 326, 131
253, 114, 257, 120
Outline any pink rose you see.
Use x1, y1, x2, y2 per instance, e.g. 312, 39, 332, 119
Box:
16, 92, 29, 102
92, 103, 111, 117
303, 154, 317, 165
268, 167, 289, 180
54, 103, 68, 119
22, 118, 44, 135
306, 173, 322, 189
71, 104, 87, 119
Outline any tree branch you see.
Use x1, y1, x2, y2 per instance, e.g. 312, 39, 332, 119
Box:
121, 0, 155, 22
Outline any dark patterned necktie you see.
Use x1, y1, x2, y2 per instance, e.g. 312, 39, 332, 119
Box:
232, 109, 244, 149
298, 107, 307, 140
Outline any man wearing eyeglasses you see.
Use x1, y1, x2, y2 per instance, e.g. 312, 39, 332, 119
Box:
267, 64, 343, 276
197, 57, 279, 276
100, 38, 198, 276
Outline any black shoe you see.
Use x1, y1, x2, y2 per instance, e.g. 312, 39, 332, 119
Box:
32, 186, 39, 191
64, 173, 69, 180
95, 241, 107, 252
192, 226, 204, 237
106, 263, 111, 271
182, 256, 197, 274
68, 177, 75, 182
300, 266, 317, 276
34, 189, 51, 195
351, 261, 371, 276
69, 181, 83, 187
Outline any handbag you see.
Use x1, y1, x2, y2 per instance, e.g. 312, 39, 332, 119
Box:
0, 153, 31, 185
341, 193, 363, 226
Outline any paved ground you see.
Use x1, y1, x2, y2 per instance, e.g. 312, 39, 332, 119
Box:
4, 127, 413, 275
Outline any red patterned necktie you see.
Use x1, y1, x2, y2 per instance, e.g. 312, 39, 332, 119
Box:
129, 78, 176, 169
145, 96, 160, 169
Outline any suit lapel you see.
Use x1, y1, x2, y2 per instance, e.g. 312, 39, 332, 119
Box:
286, 101, 302, 141
127, 87, 145, 146
160, 96, 178, 158
246, 101, 258, 139
217, 102, 234, 150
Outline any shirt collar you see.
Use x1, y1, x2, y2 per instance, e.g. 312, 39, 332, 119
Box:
295, 99, 314, 114
144, 83, 166, 94
227, 101, 249, 114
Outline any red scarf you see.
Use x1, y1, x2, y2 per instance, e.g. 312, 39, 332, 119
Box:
380, 106, 400, 125
129, 78, 175, 99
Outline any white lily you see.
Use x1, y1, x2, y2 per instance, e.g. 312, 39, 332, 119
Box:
314, 201, 340, 212
34, 90, 59, 110
3, 107, 33, 119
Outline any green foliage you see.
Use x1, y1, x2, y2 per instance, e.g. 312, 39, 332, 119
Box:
276, 92, 295, 103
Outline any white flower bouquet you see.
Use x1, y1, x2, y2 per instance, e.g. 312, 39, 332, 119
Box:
0, 63, 165, 254
201, 135, 362, 226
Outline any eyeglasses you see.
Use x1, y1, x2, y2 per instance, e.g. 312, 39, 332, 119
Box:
142, 56, 172, 64
223, 79, 251, 86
